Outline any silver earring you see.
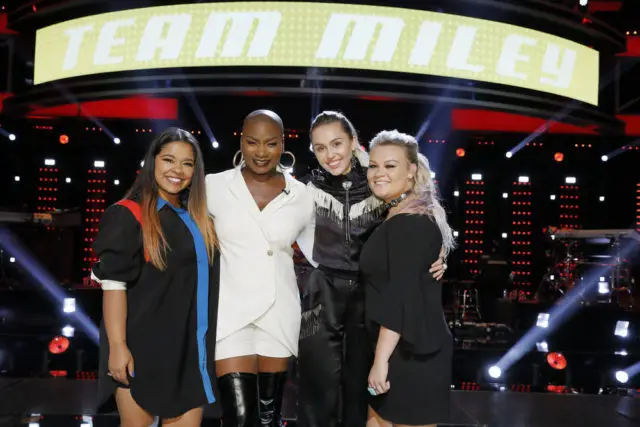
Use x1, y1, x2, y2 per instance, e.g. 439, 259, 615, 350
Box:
279, 151, 296, 169
233, 150, 244, 168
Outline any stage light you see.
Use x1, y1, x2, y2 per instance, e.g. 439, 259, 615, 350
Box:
599, 196, 605, 202
550, 194, 556, 200
63, 298, 76, 313
501, 233, 508, 239
65, 177, 71, 183
140, 161, 145, 167
8, 133, 15, 141
453, 190, 460, 197
598, 282, 609, 294
94, 160, 105, 168
601, 155, 608, 162
9, 257, 15, 263
59, 134, 69, 144
48, 336, 70, 354
547, 352, 567, 370
554, 152, 564, 162
615, 321, 629, 338
471, 173, 482, 181
456, 148, 466, 157
536, 313, 550, 328
615, 370, 629, 384
505, 151, 513, 158
114, 179, 120, 186
453, 231, 459, 237
600, 277, 606, 282
579, 0, 588, 6
565, 177, 577, 184
113, 137, 121, 145
431, 171, 436, 179
518, 176, 529, 183
502, 193, 508, 198
62, 325, 75, 338
536, 341, 549, 352
488, 366, 502, 379
14, 176, 20, 182
212, 140, 220, 149
44, 158, 56, 166
615, 350, 628, 356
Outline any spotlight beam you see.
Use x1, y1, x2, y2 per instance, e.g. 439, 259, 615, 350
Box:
493, 238, 639, 373
0, 226, 99, 344
505, 64, 635, 157
601, 138, 640, 162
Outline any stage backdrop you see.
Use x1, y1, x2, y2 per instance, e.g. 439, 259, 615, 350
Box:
33, 2, 599, 105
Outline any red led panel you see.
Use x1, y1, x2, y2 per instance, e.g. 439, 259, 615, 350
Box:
82, 167, 108, 284
462, 178, 485, 276
511, 179, 533, 299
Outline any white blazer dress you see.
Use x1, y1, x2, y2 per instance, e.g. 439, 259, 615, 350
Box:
205, 167, 316, 358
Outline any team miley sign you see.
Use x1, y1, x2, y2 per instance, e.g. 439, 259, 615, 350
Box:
34, 2, 599, 105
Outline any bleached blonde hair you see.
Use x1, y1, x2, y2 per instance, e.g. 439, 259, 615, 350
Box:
369, 130, 456, 256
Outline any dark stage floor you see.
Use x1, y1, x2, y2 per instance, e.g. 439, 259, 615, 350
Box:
1, 378, 639, 427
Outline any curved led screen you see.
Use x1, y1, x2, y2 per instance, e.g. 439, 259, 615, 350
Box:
34, 2, 599, 105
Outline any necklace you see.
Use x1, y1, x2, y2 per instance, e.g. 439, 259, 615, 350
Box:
384, 191, 411, 210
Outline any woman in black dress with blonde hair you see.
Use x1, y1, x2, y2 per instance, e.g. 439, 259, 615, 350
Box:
91, 128, 219, 427
360, 130, 455, 427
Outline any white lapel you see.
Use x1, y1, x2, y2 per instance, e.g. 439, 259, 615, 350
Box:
227, 167, 262, 221
262, 172, 297, 216
226, 169, 297, 246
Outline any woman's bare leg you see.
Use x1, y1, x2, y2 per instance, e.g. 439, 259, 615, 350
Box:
162, 407, 204, 427
366, 406, 393, 427
114, 388, 155, 427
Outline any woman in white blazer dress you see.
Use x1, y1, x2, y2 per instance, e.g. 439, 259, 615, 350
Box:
205, 110, 316, 427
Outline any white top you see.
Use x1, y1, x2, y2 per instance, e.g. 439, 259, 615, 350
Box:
205, 167, 316, 356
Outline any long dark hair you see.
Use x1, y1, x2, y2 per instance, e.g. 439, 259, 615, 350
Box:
125, 127, 217, 270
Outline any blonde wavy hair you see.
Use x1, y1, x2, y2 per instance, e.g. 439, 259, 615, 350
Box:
369, 130, 456, 257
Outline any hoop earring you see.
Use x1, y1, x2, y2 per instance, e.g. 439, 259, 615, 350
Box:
233, 150, 244, 168
279, 151, 296, 170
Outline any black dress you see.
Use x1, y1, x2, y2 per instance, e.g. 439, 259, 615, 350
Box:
360, 214, 452, 425
92, 198, 220, 418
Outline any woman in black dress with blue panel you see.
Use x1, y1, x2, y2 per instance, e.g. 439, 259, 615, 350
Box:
360, 130, 456, 427
91, 128, 219, 426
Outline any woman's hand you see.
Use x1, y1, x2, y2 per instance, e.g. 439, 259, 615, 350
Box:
108, 342, 135, 386
429, 257, 447, 281
368, 361, 390, 395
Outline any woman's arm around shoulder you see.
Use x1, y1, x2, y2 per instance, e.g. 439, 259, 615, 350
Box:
294, 179, 318, 268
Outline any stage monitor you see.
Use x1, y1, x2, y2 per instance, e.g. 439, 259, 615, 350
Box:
34, 2, 599, 105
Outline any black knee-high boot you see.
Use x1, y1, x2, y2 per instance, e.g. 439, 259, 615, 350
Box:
218, 372, 259, 427
258, 372, 287, 427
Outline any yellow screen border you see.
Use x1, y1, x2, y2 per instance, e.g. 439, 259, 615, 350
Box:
34, 2, 599, 105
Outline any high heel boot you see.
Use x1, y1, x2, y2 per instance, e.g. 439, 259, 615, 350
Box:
218, 372, 259, 427
258, 372, 287, 427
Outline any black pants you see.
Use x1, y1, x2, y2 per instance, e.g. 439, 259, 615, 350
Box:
296, 267, 371, 427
